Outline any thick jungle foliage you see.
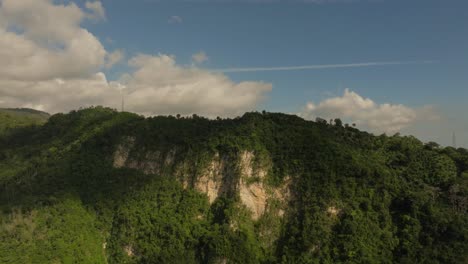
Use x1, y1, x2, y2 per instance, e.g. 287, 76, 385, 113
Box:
0, 107, 466, 263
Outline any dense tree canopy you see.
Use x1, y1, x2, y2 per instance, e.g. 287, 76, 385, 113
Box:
0, 107, 466, 263
0, 108, 49, 135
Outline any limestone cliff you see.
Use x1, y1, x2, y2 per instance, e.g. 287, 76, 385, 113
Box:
113, 137, 292, 220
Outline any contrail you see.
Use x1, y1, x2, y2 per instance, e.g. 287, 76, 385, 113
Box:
213, 60, 436, 73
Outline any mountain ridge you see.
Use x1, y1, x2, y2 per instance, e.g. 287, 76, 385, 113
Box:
0, 108, 50, 135
0, 106, 466, 263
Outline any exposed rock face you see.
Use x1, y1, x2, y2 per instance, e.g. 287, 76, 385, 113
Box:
239, 181, 267, 220
238, 151, 268, 220
194, 153, 226, 204
239, 151, 256, 177
127, 151, 162, 174
112, 138, 292, 220
195, 172, 222, 204
327, 206, 341, 217
164, 148, 177, 166
274, 176, 292, 201
214, 258, 228, 264
113, 137, 177, 175
124, 245, 134, 257
113, 137, 135, 168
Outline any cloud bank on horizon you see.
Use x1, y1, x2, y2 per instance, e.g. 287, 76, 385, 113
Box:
300, 89, 438, 134
0, 0, 436, 135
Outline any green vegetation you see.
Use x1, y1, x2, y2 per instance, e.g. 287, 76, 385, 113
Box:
0, 108, 49, 135
0, 107, 466, 263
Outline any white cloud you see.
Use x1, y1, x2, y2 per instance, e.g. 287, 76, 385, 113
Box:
0, 0, 269, 117
121, 54, 271, 117
168, 16, 183, 24
105, 50, 125, 68
0, 0, 107, 81
192, 51, 208, 64
300, 89, 438, 134
85, 1, 106, 21
0, 0, 84, 43
0, 73, 120, 113
0, 53, 271, 117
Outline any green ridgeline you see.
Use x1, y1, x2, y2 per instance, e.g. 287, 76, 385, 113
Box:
0, 106, 466, 263
0, 108, 50, 135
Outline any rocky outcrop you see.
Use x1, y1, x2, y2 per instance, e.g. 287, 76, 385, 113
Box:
113, 137, 177, 175
239, 181, 267, 220
194, 153, 226, 204
113, 137, 135, 168
326, 206, 341, 217
124, 245, 135, 257
112, 138, 292, 220
238, 151, 268, 220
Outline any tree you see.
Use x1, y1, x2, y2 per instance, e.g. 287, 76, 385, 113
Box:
334, 118, 343, 127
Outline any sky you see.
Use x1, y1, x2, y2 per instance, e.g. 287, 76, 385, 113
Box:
0, 0, 467, 147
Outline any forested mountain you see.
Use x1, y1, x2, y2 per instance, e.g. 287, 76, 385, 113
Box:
0, 108, 49, 135
0, 107, 466, 263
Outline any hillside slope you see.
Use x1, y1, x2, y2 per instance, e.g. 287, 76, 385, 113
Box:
0, 108, 50, 135
0, 107, 466, 263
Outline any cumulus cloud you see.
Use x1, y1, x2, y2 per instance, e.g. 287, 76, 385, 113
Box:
105, 50, 125, 68
192, 51, 208, 64
0, 73, 120, 113
0, 0, 107, 81
0, 53, 271, 116
120, 54, 271, 117
300, 89, 438, 134
0, 0, 270, 117
85, 1, 106, 21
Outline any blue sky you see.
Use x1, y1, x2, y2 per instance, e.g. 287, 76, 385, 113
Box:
93, 1, 466, 104
94, 0, 468, 146
0, 0, 467, 147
